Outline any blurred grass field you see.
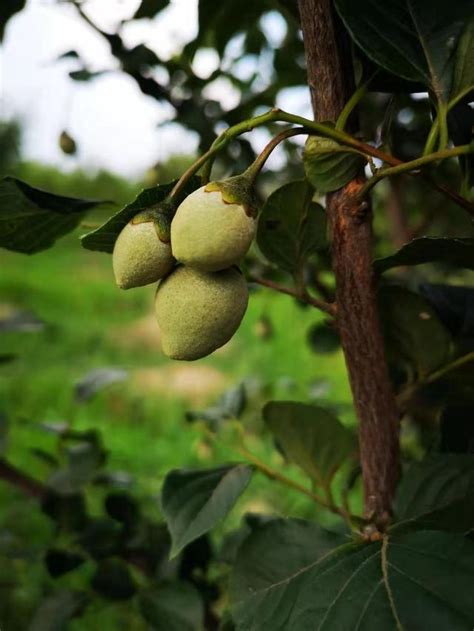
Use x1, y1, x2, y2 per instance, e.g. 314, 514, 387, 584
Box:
0, 165, 355, 629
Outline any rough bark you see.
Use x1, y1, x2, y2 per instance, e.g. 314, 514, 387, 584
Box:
298, 0, 400, 526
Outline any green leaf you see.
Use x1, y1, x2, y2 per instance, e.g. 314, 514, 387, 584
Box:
139, 582, 204, 631
0, 177, 103, 254
0, 0, 26, 41
378, 286, 453, 384
105, 491, 140, 525
303, 135, 366, 193
45, 549, 86, 578
256, 180, 326, 273
393, 455, 474, 532
134, 0, 170, 19
81, 176, 200, 253
335, 0, 472, 100
186, 382, 247, 429
231, 519, 474, 630
452, 20, 474, 100
28, 589, 87, 631
161, 464, 253, 558
374, 237, 474, 274
69, 69, 106, 82
263, 401, 355, 487
91, 559, 136, 600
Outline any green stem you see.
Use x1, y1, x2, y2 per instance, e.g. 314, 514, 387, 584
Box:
245, 127, 309, 183
437, 101, 449, 151
336, 81, 369, 131
357, 144, 472, 200
423, 87, 474, 156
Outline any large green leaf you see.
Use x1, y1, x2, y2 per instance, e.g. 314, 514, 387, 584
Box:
161, 464, 253, 558
28, 590, 87, 631
335, 0, 472, 100
81, 176, 200, 253
263, 401, 355, 487
393, 455, 474, 532
452, 20, 474, 99
139, 582, 204, 631
304, 135, 366, 193
0, 0, 26, 41
378, 286, 453, 385
374, 237, 474, 274
0, 177, 103, 254
231, 518, 474, 630
256, 180, 326, 273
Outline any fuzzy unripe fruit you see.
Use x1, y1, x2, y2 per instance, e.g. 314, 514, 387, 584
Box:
171, 185, 256, 272
113, 220, 174, 289
155, 266, 248, 360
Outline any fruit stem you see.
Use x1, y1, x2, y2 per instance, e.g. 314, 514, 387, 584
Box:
244, 127, 309, 184
169, 107, 473, 215
357, 144, 472, 200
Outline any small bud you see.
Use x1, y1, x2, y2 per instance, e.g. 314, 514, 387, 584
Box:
155, 266, 248, 360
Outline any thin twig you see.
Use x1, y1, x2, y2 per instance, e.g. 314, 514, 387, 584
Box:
250, 276, 337, 316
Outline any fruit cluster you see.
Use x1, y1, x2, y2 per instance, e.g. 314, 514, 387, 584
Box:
112, 183, 256, 360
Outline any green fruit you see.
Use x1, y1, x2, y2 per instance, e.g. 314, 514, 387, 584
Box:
155, 266, 248, 360
171, 185, 256, 271
113, 220, 174, 289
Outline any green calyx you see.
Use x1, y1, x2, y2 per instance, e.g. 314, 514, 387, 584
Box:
130, 198, 176, 243
205, 173, 259, 219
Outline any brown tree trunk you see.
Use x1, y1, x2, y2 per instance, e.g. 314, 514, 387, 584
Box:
298, 0, 400, 527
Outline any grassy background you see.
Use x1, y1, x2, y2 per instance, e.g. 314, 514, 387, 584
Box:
0, 165, 353, 629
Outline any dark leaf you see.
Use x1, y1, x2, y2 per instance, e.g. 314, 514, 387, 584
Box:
0, 0, 26, 41
134, 0, 170, 19
161, 464, 253, 558
105, 491, 140, 525
0, 177, 103, 254
28, 589, 87, 631
374, 237, 474, 274
452, 20, 474, 99
232, 519, 474, 630
335, 0, 472, 100
74, 367, 128, 402
81, 176, 200, 253
307, 322, 340, 354
41, 491, 87, 532
378, 285, 453, 385
263, 401, 355, 487
69, 69, 106, 82
91, 559, 136, 600
393, 454, 474, 532
57, 49, 80, 60
303, 135, 366, 193
418, 283, 474, 338
440, 405, 474, 454
45, 548, 86, 578
0, 353, 16, 364
79, 518, 121, 559
257, 180, 326, 273
139, 582, 204, 631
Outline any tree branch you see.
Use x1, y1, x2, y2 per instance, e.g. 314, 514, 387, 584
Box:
0, 458, 44, 498
298, 0, 400, 528
250, 276, 336, 316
